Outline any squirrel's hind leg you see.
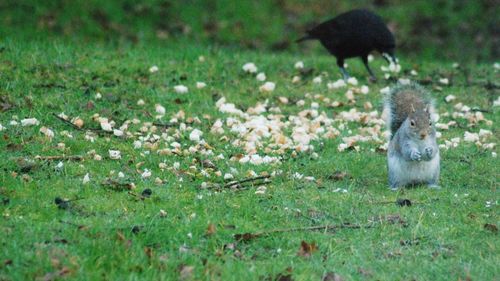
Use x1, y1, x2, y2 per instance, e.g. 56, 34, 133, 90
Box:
389, 179, 401, 191
389, 185, 400, 191
427, 183, 441, 189
426, 178, 440, 189
427, 176, 441, 189
426, 164, 440, 189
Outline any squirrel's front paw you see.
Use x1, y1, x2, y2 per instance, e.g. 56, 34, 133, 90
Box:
424, 147, 433, 158
410, 150, 422, 161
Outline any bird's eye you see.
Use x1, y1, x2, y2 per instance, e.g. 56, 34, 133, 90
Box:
410, 120, 415, 127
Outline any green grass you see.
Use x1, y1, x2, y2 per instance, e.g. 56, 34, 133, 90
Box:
1, 0, 498, 61
0, 39, 498, 280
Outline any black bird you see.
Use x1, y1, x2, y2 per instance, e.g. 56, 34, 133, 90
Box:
297, 9, 397, 81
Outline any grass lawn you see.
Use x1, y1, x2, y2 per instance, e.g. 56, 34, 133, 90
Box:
0, 39, 498, 280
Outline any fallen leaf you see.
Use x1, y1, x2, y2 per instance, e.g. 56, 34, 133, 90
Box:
384, 250, 403, 259
297, 240, 317, 258
50, 238, 69, 244
201, 159, 217, 169
101, 178, 135, 191
178, 265, 194, 280
86, 101, 95, 110
265, 268, 293, 281
234, 232, 259, 242
144, 247, 154, 259
0, 96, 15, 112
432, 245, 454, 260
275, 273, 293, 281
357, 268, 372, 278
233, 250, 243, 259
38, 267, 72, 281
384, 214, 408, 226
327, 171, 350, 181
323, 272, 344, 281
400, 237, 421, 246
16, 158, 38, 173
7, 143, 23, 151
484, 223, 498, 234
206, 223, 216, 236
224, 243, 237, 253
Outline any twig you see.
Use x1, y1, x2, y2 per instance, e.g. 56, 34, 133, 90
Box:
370, 199, 414, 207
52, 113, 112, 135
471, 108, 491, 113
101, 179, 135, 191
34, 155, 84, 161
224, 175, 271, 188
234, 214, 410, 241
52, 113, 82, 130
235, 223, 371, 241
59, 219, 88, 230
372, 201, 399, 205
415, 79, 499, 89
229, 181, 270, 190
152, 122, 175, 128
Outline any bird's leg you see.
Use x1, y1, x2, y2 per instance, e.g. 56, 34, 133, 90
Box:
390, 54, 398, 65
337, 59, 350, 81
382, 52, 398, 65
382, 53, 391, 64
340, 68, 350, 81
361, 56, 376, 82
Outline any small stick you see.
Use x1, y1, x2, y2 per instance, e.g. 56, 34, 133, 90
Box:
152, 122, 175, 128
371, 201, 398, 205
416, 79, 499, 89
224, 175, 271, 188
52, 113, 83, 131
471, 108, 491, 113
59, 219, 87, 229
101, 179, 135, 191
371, 198, 414, 206
52, 113, 112, 135
228, 181, 271, 190
34, 155, 84, 161
235, 223, 372, 241
52, 113, 82, 131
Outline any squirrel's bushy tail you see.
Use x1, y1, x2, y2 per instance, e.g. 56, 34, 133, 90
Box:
384, 82, 434, 138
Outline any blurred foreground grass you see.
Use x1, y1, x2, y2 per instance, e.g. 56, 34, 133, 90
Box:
1, 0, 499, 61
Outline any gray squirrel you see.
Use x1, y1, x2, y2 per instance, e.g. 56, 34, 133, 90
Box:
384, 83, 440, 190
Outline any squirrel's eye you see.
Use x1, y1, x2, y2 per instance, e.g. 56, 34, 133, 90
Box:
410, 120, 415, 127
429, 121, 432, 126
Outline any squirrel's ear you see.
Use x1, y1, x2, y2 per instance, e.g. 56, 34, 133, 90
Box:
424, 105, 429, 113
411, 104, 416, 113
